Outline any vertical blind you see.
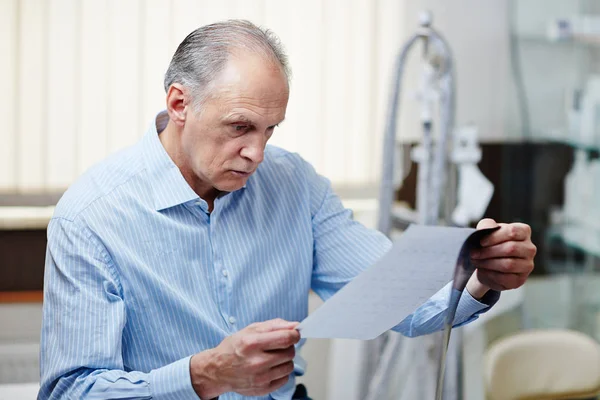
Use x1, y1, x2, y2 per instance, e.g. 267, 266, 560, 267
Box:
0, 0, 405, 194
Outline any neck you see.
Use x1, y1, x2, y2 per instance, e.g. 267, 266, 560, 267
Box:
159, 120, 219, 209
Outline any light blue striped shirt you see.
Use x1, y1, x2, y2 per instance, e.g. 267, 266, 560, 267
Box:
40, 112, 493, 400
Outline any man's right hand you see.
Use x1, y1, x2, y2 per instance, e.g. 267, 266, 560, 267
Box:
190, 318, 300, 399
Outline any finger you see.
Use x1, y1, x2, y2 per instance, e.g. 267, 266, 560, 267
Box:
480, 223, 532, 247
471, 241, 537, 261
251, 361, 293, 391
263, 345, 296, 367
237, 330, 299, 357
268, 374, 291, 392
253, 329, 300, 351
477, 269, 527, 291
255, 346, 296, 374
473, 257, 534, 274
476, 218, 499, 230
240, 346, 294, 374
268, 360, 295, 381
266, 344, 296, 357
252, 319, 299, 333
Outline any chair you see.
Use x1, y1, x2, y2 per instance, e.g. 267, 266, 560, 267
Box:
484, 329, 600, 400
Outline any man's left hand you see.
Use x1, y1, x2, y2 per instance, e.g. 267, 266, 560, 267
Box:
467, 218, 537, 299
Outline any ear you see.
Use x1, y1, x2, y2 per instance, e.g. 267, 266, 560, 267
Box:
165, 83, 188, 127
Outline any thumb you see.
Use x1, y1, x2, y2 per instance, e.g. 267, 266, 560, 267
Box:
476, 218, 498, 230
256, 318, 299, 333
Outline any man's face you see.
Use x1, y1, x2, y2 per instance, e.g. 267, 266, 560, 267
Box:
180, 53, 289, 195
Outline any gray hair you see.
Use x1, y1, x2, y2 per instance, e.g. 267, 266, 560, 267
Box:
164, 19, 290, 109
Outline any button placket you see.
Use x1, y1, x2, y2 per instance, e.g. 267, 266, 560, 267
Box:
210, 206, 236, 331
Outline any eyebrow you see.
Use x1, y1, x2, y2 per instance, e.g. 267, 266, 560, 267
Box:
222, 113, 253, 124
222, 113, 285, 128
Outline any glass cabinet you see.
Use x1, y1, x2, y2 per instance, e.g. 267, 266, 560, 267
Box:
509, 0, 600, 340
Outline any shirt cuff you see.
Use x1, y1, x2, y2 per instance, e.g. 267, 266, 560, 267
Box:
149, 356, 199, 400
453, 289, 501, 327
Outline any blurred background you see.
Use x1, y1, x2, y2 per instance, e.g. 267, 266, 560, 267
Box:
1, 0, 600, 399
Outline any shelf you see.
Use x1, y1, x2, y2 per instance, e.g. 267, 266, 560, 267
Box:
541, 129, 600, 152
515, 33, 600, 48
546, 138, 600, 152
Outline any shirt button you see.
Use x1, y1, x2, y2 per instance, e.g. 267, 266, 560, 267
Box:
229, 316, 236, 324
222, 270, 229, 277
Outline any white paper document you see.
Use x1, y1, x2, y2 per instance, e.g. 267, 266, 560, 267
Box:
297, 225, 484, 340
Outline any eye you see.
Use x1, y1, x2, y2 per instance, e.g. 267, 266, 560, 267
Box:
232, 125, 251, 135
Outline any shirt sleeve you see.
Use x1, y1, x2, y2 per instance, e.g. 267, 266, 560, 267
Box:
39, 217, 199, 400
391, 282, 500, 337
304, 159, 498, 337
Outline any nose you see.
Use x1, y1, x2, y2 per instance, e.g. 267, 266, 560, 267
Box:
240, 135, 265, 164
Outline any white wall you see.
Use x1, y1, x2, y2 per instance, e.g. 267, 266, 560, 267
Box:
0, 304, 42, 384
395, 0, 515, 143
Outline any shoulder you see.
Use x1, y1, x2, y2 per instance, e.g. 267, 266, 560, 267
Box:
53, 144, 145, 222
261, 145, 318, 178
256, 145, 332, 212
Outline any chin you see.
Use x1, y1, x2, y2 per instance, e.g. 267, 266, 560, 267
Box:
216, 179, 247, 193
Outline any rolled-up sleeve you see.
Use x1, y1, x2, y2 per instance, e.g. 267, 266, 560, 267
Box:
39, 217, 198, 400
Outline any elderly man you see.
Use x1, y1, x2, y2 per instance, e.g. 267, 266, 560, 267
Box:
39, 20, 536, 400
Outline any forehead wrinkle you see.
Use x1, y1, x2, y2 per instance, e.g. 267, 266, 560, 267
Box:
221, 112, 253, 124
221, 108, 286, 127
220, 95, 287, 115
218, 89, 289, 107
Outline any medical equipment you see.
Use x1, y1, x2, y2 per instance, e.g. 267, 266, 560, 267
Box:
451, 126, 494, 227
367, 11, 494, 400
377, 10, 453, 235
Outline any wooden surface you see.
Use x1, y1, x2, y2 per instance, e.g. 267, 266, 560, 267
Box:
0, 291, 43, 303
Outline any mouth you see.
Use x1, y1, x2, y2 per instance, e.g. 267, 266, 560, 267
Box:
230, 170, 253, 178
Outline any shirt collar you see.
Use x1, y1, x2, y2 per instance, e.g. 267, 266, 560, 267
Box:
142, 111, 200, 211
